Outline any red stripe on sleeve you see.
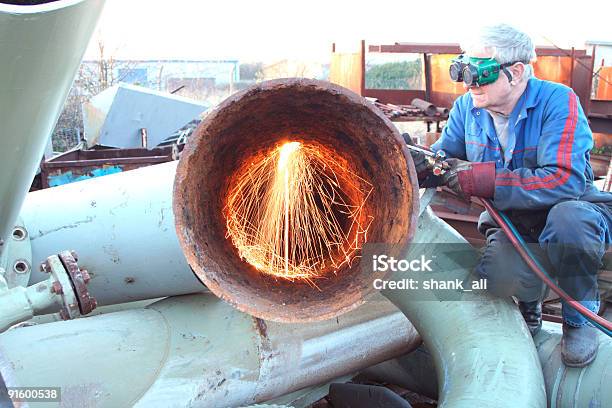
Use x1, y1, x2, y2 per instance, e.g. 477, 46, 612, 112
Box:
495, 91, 577, 190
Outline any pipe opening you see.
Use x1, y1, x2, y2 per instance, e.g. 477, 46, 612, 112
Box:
174, 79, 418, 321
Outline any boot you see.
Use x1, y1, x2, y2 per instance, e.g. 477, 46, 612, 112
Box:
561, 323, 599, 367
518, 300, 542, 336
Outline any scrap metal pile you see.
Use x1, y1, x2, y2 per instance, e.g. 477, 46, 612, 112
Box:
1, 1, 611, 408
368, 97, 449, 120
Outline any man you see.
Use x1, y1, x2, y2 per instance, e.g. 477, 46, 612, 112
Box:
410, 24, 612, 367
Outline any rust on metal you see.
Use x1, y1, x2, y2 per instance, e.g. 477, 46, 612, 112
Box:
252, 317, 273, 366
50, 281, 63, 295
253, 318, 268, 339
38, 146, 181, 189
58, 250, 97, 315
173, 78, 419, 322
81, 269, 91, 284
371, 100, 448, 121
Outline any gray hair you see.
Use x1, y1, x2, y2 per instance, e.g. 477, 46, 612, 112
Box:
461, 24, 537, 79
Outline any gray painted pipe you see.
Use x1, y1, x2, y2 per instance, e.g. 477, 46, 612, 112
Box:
0, 292, 420, 407
381, 203, 546, 407
360, 322, 611, 407
22, 161, 207, 306
537, 322, 611, 407
0, 0, 105, 248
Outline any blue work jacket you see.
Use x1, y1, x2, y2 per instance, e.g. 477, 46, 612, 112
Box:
431, 77, 612, 210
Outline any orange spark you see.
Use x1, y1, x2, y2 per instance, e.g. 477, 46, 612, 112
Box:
224, 141, 373, 284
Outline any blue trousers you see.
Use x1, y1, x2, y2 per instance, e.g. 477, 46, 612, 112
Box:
476, 200, 612, 327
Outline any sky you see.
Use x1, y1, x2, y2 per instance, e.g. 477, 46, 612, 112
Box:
84, 0, 611, 62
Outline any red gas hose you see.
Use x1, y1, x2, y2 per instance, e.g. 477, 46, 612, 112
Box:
479, 198, 612, 332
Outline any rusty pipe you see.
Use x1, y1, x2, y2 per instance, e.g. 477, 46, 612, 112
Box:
436, 106, 449, 115
410, 98, 437, 116
174, 78, 419, 322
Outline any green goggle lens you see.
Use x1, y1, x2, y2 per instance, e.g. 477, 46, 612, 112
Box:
462, 65, 480, 86
449, 55, 510, 86
449, 61, 463, 82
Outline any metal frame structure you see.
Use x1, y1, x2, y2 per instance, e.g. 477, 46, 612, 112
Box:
364, 42, 595, 112
330, 41, 612, 134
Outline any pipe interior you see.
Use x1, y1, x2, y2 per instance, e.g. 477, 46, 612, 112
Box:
224, 140, 372, 279
175, 80, 417, 321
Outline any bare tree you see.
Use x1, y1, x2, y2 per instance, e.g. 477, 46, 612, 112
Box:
76, 39, 138, 97
51, 40, 138, 152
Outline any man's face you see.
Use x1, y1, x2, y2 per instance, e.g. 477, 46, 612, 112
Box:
463, 51, 513, 110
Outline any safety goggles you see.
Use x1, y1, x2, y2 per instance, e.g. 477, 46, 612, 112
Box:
449, 55, 518, 87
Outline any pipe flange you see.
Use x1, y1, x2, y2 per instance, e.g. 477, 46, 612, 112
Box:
41, 255, 80, 320
58, 250, 97, 315
40, 251, 97, 319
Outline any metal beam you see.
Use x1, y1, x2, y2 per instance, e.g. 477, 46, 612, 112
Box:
368, 43, 588, 57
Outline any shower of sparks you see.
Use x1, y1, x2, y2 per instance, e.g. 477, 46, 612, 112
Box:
224, 141, 373, 284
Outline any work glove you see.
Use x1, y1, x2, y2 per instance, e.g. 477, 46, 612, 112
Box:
441, 158, 496, 200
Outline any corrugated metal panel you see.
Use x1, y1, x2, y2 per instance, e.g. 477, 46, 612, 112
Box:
533, 56, 573, 86
596, 66, 612, 100
429, 54, 465, 96
329, 53, 363, 95
83, 83, 208, 148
